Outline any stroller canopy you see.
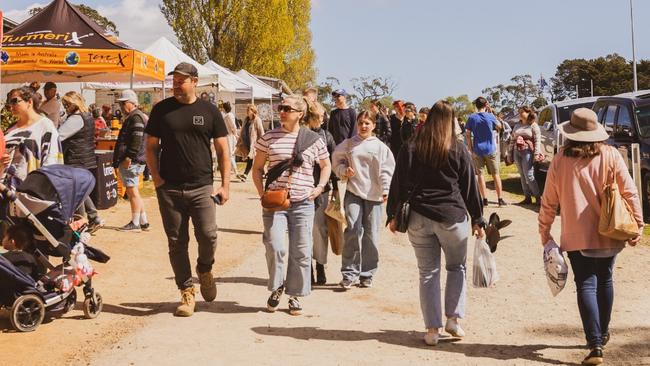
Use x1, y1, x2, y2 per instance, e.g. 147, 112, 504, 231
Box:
17, 165, 95, 222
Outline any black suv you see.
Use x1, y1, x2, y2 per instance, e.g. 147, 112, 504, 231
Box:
592, 91, 650, 217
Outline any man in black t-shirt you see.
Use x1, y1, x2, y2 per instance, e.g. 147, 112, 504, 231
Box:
145, 62, 231, 317
327, 89, 357, 145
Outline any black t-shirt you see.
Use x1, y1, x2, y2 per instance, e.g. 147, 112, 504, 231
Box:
145, 97, 228, 189
327, 108, 357, 145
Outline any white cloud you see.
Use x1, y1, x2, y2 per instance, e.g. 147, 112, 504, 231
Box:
4, 2, 48, 23
96, 0, 178, 50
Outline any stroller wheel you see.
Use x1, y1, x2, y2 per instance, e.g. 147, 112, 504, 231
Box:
10, 294, 45, 332
83, 292, 103, 319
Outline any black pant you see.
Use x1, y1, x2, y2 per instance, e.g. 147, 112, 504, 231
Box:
156, 184, 218, 290
243, 159, 253, 176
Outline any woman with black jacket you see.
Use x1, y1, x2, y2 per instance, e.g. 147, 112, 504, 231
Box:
305, 99, 337, 285
387, 100, 485, 346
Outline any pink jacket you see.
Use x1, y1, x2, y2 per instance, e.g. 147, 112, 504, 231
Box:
538, 146, 643, 251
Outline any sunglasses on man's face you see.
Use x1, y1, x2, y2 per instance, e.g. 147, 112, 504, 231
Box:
278, 105, 300, 113
7, 97, 24, 106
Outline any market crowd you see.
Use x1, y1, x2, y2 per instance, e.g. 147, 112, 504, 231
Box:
1, 62, 644, 366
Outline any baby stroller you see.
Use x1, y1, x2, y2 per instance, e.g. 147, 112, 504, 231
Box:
0, 165, 107, 332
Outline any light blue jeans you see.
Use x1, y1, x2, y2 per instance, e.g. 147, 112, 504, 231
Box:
312, 191, 330, 265
514, 149, 540, 197
262, 199, 314, 297
408, 211, 469, 329
341, 191, 382, 281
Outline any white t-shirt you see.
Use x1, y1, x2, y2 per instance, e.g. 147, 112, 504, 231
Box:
5, 117, 63, 181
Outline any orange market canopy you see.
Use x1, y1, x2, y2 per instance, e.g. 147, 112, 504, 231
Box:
0, 0, 164, 83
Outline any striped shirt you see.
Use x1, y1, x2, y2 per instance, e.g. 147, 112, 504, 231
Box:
255, 127, 329, 202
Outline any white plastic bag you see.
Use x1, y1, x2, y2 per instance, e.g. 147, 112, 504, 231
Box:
543, 239, 568, 296
472, 238, 499, 288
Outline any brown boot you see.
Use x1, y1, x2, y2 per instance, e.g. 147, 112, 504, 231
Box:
197, 270, 217, 302
175, 287, 196, 317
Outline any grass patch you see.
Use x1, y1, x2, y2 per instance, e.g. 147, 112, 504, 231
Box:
483, 163, 526, 201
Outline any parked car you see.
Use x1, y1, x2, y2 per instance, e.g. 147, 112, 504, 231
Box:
537, 97, 599, 174
592, 90, 650, 219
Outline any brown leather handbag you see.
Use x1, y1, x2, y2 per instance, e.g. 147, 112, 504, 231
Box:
261, 175, 291, 211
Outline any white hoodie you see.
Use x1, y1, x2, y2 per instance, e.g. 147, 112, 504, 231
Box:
332, 135, 395, 202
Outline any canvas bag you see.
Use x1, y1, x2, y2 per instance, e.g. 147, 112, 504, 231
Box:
543, 239, 568, 297
598, 147, 639, 241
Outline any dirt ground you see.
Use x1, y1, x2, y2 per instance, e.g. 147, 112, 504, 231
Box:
2, 180, 650, 365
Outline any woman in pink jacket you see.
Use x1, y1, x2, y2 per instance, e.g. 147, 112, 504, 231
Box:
538, 108, 643, 366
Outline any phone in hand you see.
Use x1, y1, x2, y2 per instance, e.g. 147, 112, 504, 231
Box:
211, 194, 222, 205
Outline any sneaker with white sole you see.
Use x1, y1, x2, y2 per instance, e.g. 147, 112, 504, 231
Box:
423, 329, 440, 346
359, 277, 373, 288
445, 317, 465, 337
140, 222, 150, 231
118, 221, 141, 232
288, 296, 302, 316
339, 278, 354, 290
266, 285, 284, 312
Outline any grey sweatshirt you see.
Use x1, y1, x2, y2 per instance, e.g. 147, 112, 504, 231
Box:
332, 135, 395, 202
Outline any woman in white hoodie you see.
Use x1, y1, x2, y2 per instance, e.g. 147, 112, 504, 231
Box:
332, 111, 395, 289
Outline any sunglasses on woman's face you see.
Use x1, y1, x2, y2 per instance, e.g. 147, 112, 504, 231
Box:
278, 105, 300, 113
7, 97, 24, 106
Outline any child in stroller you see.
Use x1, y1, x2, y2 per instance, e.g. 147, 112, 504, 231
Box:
1, 223, 45, 280
0, 165, 108, 332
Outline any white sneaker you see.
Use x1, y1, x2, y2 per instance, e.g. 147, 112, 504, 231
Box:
423, 329, 439, 346
445, 318, 465, 338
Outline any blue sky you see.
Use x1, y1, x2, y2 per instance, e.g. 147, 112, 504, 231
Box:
2, 0, 649, 107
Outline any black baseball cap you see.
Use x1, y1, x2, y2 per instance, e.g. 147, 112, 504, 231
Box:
168, 62, 198, 77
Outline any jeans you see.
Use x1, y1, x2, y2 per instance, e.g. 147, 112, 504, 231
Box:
341, 191, 382, 281
567, 251, 616, 348
262, 199, 314, 297
312, 191, 329, 265
156, 184, 218, 290
514, 149, 540, 197
119, 163, 145, 187
407, 211, 469, 329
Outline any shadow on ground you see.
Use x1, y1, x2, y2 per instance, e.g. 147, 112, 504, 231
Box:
251, 326, 581, 365
96, 301, 265, 317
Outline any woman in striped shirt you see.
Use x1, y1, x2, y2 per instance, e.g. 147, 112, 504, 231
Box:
252, 95, 331, 316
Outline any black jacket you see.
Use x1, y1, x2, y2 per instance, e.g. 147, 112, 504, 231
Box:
311, 127, 338, 193
326, 108, 356, 145
389, 114, 403, 157
400, 117, 417, 145
62, 112, 97, 170
387, 141, 484, 227
374, 113, 392, 145
113, 109, 147, 168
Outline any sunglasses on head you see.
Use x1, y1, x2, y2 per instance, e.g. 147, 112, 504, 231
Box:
7, 97, 24, 106
278, 105, 300, 113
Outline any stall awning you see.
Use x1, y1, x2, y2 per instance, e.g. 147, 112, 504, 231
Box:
0, 0, 164, 83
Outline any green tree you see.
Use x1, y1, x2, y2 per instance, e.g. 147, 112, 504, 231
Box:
482, 74, 543, 114
550, 54, 650, 100
350, 75, 397, 109
160, 0, 316, 90
29, 4, 119, 35
445, 94, 474, 122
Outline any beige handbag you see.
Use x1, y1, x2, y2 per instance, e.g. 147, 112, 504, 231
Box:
598, 147, 639, 241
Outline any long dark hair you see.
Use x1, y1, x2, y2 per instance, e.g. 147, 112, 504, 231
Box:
563, 140, 604, 158
414, 100, 455, 168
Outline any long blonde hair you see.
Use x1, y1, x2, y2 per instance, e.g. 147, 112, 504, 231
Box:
414, 100, 455, 168
62, 91, 88, 114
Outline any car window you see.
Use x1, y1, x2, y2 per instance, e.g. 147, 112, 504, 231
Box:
616, 105, 635, 136
558, 102, 595, 123
594, 102, 607, 122
636, 105, 650, 138
603, 104, 617, 133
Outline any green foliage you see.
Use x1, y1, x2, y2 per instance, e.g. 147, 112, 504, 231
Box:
160, 0, 316, 90
1, 107, 17, 133
349, 76, 397, 108
29, 4, 119, 35
551, 54, 650, 100
445, 94, 474, 122
482, 74, 544, 114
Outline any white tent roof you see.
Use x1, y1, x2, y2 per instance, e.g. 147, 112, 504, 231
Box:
84, 37, 219, 90
235, 69, 281, 100
203, 60, 253, 95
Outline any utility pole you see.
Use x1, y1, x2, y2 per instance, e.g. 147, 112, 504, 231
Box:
591, 79, 594, 97
631, 0, 638, 92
